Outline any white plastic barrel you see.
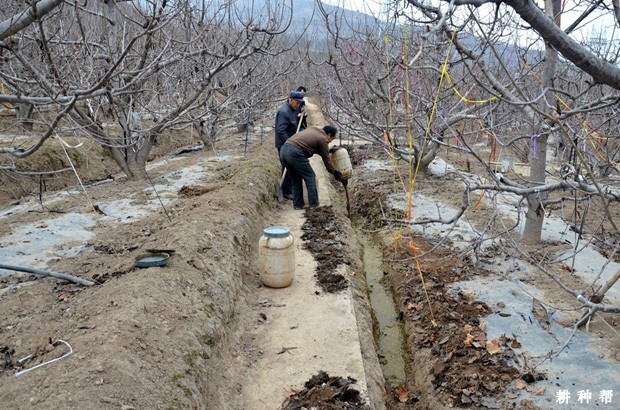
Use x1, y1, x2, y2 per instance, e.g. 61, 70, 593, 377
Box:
329, 147, 353, 180
258, 226, 295, 288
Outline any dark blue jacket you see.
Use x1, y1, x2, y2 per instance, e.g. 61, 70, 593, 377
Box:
275, 102, 300, 150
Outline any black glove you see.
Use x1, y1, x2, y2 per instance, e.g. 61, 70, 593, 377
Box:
329, 146, 339, 154
333, 170, 342, 181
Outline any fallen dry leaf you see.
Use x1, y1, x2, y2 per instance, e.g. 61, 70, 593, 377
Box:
511, 339, 522, 349
520, 398, 536, 409
535, 388, 545, 395
486, 338, 501, 354
283, 388, 296, 399
57, 293, 70, 303
507, 392, 519, 399
473, 330, 487, 344
394, 384, 409, 403
464, 333, 474, 347
515, 379, 527, 390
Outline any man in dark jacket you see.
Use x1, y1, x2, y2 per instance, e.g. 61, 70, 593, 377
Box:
275, 91, 306, 199
279, 125, 343, 209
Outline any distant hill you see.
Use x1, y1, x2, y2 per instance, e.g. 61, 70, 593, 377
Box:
213, 0, 538, 67
211, 0, 381, 38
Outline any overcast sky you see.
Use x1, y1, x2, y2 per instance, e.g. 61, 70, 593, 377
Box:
320, 0, 385, 16
319, 0, 618, 50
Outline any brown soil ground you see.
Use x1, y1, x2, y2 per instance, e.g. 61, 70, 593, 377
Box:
346, 142, 620, 409
1, 100, 619, 409
0, 136, 281, 408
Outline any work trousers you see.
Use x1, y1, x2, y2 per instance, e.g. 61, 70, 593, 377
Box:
279, 143, 319, 208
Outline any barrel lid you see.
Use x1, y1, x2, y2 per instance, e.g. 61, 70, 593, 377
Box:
263, 226, 290, 238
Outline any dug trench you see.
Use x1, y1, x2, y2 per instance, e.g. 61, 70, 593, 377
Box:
347, 143, 558, 409
1, 123, 600, 408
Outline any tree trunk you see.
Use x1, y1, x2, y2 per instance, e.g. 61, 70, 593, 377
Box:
522, 0, 560, 246
15, 103, 34, 131
522, 134, 549, 245
105, 136, 153, 181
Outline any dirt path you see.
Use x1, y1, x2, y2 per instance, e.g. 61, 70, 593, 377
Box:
231, 100, 386, 409
235, 156, 384, 409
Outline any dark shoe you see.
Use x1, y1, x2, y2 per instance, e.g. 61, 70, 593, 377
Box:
284, 193, 293, 201
294, 205, 306, 210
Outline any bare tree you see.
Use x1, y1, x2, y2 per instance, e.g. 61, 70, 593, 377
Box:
0, 0, 296, 179
315, 0, 620, 245
310, 0, 620, 321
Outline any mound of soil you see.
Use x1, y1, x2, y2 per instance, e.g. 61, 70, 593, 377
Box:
0, 140, 283, 408
382, 238, 543, 408
301, 206, 352, 293
282, 371, 366, 409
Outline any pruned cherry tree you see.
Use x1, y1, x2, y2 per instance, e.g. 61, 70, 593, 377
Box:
314, 0, 620, 244
0, 0, 297, 179
313, 0, 620, 320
